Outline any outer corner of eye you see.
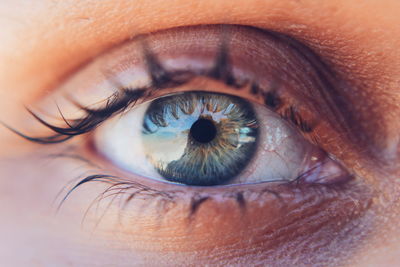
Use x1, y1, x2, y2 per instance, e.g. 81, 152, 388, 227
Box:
92, 90, 350, 188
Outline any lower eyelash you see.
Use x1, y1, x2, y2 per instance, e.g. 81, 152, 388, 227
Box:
60, 173, 345, 224
52, 146, 346, 223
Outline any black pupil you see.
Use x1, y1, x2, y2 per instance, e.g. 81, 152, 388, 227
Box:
190, 118, 217, 143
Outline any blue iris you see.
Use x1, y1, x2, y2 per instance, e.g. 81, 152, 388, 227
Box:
141, 92, 259, 186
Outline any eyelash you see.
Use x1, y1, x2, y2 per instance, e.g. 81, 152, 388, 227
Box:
8, 33, 329, 218
14, 42, 314, 143
55, 149, 333, 220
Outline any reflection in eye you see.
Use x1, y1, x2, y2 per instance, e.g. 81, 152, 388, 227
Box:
95, 91, 346, 186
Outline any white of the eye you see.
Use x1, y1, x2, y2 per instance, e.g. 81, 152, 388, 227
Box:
95, 98, 314, 184
94, 101, 164, 180
235, 104, 311, 184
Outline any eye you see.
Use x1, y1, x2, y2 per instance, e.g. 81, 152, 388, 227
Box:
95, 90, 345, 186
10, 24, 373, 263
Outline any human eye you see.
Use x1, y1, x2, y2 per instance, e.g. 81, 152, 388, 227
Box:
96, 90, 342, 186
53, 26, 348, 189
7, 24, 372, 264
1, 1, 399, 266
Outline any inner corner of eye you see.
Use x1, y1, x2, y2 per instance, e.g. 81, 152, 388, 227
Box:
91, 89, 349, 189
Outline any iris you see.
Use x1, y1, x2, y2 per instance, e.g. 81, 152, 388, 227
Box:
141, 92, 259, 186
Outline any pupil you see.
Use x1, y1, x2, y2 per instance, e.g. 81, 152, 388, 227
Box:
190, 118, 217, 143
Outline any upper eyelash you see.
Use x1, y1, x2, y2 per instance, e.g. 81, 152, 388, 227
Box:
8, 37, 314, 145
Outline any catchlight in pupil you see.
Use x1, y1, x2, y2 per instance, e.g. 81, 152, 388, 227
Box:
190, 118, 217, 143
141, 92, 259, 186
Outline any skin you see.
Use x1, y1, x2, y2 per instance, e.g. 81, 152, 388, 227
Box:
0, 0, 399, 266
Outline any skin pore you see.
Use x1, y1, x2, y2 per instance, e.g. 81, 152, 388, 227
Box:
0, 0, 399, 266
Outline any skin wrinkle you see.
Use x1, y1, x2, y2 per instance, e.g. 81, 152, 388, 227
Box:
0, 0, 399, 266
